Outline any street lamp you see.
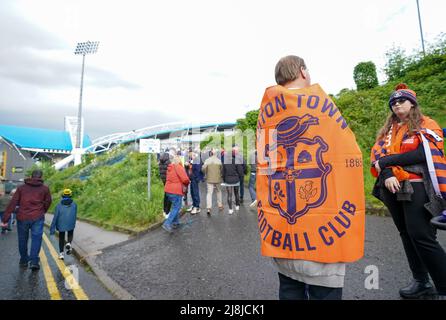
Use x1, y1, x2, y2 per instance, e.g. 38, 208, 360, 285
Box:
416, 0, 426, 56
73, 41, 99, 165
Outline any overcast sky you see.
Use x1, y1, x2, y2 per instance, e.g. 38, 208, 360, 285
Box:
0, 0, 444, 139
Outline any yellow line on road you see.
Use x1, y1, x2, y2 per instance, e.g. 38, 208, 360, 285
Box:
42, 233, 89, 300
39, 248, 62, 300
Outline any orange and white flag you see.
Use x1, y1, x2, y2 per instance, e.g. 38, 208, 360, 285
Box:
256, 84, 365, 263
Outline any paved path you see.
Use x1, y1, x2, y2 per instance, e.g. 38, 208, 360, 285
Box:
44, 214, 131, 258
95, 187, 446, 300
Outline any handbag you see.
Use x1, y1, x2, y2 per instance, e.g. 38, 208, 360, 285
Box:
419, 131, 446, 229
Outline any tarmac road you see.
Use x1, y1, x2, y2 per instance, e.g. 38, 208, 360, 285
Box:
95, 188, 446, 300
0, 223, 115, 300
5, 186, 444, 300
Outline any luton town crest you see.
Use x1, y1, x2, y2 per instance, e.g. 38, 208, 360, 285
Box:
267, 114, 332, 225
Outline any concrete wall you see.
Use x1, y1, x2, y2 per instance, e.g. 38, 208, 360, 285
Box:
0, 141, 35, 181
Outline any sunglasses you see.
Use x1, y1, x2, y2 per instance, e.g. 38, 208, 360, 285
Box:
391, 98, 408, 107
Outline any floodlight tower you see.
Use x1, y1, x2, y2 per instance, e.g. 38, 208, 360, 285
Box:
416, 0, 426, 55
73, 41, 99, 165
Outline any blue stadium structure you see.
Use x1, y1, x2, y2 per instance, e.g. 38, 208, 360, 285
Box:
0, 125, 92, 180
0, 121, 236, 177
54, 121, 236, 169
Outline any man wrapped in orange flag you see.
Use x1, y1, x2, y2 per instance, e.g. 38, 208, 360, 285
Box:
256, 55, 365, 300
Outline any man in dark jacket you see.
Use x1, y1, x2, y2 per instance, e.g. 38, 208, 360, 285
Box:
232, 145, 247, 203
1, 170, 52, 270
189, 152, 204, 214
158, 152, 172, 216
222, 151, 244, 214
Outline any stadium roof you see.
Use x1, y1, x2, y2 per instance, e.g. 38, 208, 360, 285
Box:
0, 125, 91, 152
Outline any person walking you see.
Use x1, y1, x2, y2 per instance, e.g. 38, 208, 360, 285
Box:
49, 189, 77, 260
248, 150, 258, 208
190, 152, 204, 215
222, 149, 244, 214
232, 145, 247, 203
158, 151, 172, 218
370, 83, 446, 299
202, 149, 224, 215
162, 156, 190, 233
256, 55, 365, 300
1, 170, 52, 270
0, 188, 13, 233
182, 151, 193, 212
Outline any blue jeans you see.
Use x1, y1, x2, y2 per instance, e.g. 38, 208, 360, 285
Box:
17, 217, 45, 265
248, 173, 256, 201
190, 179, 200, 208
164, 193, 182, 228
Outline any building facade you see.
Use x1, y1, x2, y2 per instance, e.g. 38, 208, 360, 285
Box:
0, 125, 91, 181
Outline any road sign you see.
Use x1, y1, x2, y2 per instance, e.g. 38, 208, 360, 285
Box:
12, 167, 24, 173
139, 139, 161, 154
139, 139, 160, 200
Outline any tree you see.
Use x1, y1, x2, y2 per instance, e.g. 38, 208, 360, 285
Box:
236, 110, 259, 132
383, 46, 408, 81
353, 61, 379, 91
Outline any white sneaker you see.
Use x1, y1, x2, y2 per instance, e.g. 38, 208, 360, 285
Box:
196, 208, 201, 213
186, 206, 193, 212
235, 206, 240, 211
59, 252, 64, 260
65, 242, 72, 255
250, 200, 258, 208
228, 209, 234, 214
191, 207, 198, 214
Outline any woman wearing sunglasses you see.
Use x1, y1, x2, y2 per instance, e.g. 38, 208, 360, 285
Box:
370, 83, 446, 300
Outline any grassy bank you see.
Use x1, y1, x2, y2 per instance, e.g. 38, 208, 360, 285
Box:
35, 147, 164, 231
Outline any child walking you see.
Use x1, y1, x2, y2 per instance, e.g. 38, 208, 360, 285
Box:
50, 189, 77, 260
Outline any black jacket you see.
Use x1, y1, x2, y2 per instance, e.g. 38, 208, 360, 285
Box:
222, 153, 244, 184
158, 153, 171, 184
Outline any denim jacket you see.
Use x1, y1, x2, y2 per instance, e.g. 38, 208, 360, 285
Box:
50, 198, 77, 234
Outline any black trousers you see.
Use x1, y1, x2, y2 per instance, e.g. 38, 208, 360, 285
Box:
59, 230, 74, 253
163, 192, 172, 214
381, 182, 446, 294
162, 180, 172, 214
239, 179, 244, 200
278, 273, 342, 300
226, 186, 240, 209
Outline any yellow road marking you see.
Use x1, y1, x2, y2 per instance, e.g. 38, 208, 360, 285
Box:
42, 233, 89, 300
39, 248, 62, 300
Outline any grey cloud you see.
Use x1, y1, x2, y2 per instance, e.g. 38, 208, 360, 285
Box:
87, 68, 142, 89
0, 2, 140, 90
0, 102, 181, 139
0, 2, 65, 51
